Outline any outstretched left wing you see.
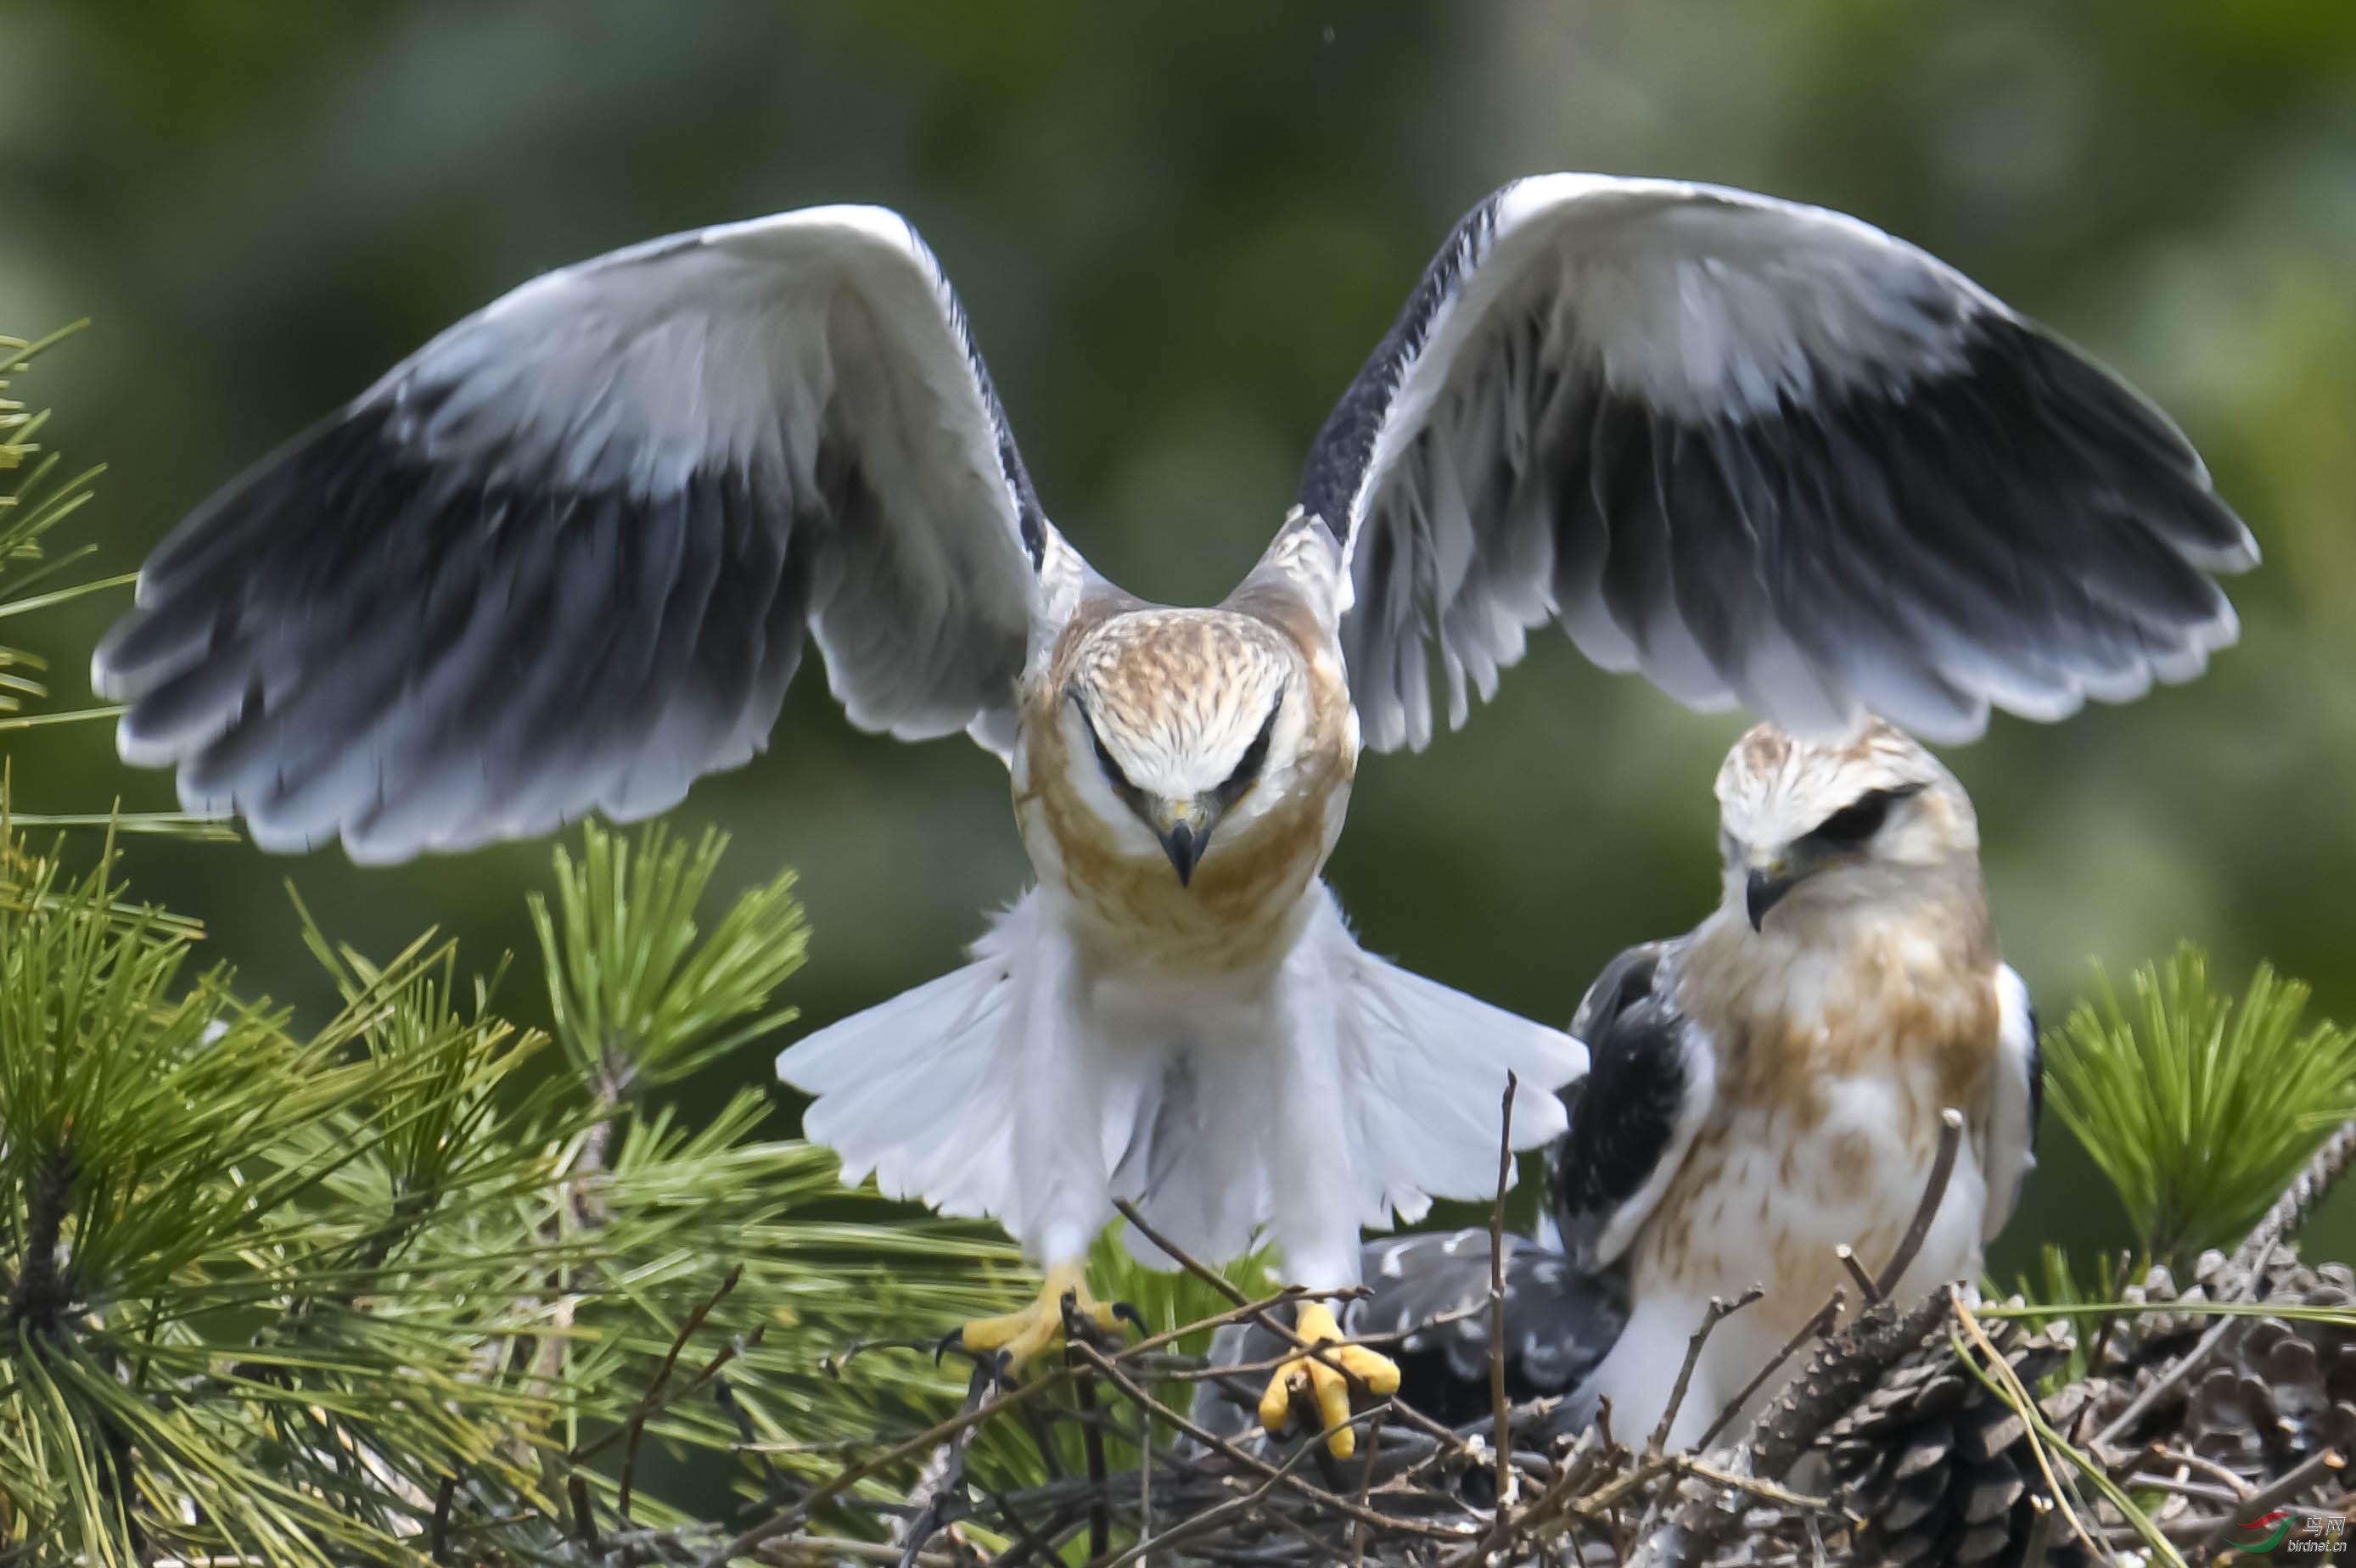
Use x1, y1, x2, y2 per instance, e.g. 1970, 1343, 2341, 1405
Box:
95, 206, 1077, 862
1304, 175, 2258, 751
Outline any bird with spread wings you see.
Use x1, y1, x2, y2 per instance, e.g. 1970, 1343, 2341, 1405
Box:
93, 174, 2249, 1453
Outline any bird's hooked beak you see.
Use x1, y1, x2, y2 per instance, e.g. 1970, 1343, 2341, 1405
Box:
1153, 798, 1216, 887
1746, 864, 1797, 932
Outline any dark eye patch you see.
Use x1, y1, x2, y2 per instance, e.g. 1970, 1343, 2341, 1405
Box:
1808, 782, 1924, 846
1214, 697, 1282, 808
1071, 692, 1142, 803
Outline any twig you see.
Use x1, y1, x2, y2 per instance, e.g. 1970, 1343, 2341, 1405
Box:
1349, 1409, 1383, 1568
1676, 1455, 1837, 1514
1099, 1404, 1381, 1568
610, 1265, 745, 1516
1116, 1198, 1252, 1308
567, 1476, 599, 1554
2137, 1445, 2254, 1499
1627, 1287, 1953, 1568
2094, 1236, 2276, 1453
429, 1475, 455, 1566
2019, 1495, 2056, 1568
754, 1537, 965, 1566
1648, 1286, 1765, 1456
1015, 1392, 1069, 1484
1065, 1342, 1451, 1538
706, 1285, 1360, 1565
1113, 1196, 1405, 1448
1832, 1245, 1877, 1306
1440, 1434, 1613, 1566
713, 1367, 796, 1507
892, 1360, 995, 1568
2194, 1448, 2344, 1551
1691, 1291, 1840, 1454
1488, 1072, 1517, 1511
2117, 1471, 2252, 1508
1871, 1107, 1963, 1299
1138, 1397, 1154, 1567
1063, 1295, 1112, 1561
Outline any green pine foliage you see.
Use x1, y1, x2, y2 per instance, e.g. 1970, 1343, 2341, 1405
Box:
0, 813, 1037, 1563
2, 323, 113, 724
530, 821, 810, 1097
2043, 943, 2356, 1272
0, 816, 1025, 1564
2, 325, 225, 835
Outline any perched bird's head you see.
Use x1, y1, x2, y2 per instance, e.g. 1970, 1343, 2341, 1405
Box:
1713, 719, 1980, 934
1060, 610, 1314, 885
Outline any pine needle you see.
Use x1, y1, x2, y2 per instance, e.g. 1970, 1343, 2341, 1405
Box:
2043, 944, 2356, 1270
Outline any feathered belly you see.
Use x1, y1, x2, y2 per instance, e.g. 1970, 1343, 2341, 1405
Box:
1658, 921, 2003, 1337
1641, 1077, 1990, 1345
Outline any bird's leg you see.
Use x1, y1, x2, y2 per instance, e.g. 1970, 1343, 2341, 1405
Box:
942, 1258, 1137, 1373
1256, 1297, 1399, 1459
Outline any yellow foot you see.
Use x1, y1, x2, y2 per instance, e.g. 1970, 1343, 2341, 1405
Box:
942, 1259, 1137, 1375
1258, 1298, 1400, 1459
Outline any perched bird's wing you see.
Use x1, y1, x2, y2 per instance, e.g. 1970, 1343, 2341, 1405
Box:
1549, 940, 1718, 1271
1186, 1233, 1629, 1439
1354, 1231, 1629, 1426
95, 206, 1086, 861
1303, 174, 2259, 750
1983, 964, 2043, 1241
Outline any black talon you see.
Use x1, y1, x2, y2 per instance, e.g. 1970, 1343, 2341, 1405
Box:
1111, 1300, 1146, 1333
934, 1326, 966, 1366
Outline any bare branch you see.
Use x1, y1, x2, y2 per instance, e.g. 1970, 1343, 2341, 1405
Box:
1649, 1285, 1764, 1457
1871, 1107, 1964, 1300
1489, 1072, 1517, 1511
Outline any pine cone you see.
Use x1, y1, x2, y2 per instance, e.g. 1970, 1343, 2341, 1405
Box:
1812, 1316, 2071, 1568
2090, 1255, 2356, 1476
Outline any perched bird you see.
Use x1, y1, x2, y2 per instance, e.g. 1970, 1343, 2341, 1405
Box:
1206, 720, 2041, 1453
93, 176, 2245, 1452
1562, 719, 2041, 1448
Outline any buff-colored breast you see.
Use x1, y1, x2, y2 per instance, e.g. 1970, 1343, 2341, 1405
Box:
1641, 901, 2004, 1331
1013, 598, 1355, 978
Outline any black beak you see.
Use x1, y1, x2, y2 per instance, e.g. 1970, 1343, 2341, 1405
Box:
1746, 870, 1793, 932
1159, 821, 1203, 887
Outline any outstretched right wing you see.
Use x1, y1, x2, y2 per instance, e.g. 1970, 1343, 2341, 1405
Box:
1550, 940, 1719, 1271
96, 205, 1083, 862
1307, 175, 2258, 751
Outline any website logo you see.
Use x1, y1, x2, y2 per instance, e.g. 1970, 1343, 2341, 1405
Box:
2236, 1512, 2297, 1554
2232, 1510, 2348, 1554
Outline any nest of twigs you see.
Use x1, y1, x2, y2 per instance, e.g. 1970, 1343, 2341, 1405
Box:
617, 1123, 2356, 1568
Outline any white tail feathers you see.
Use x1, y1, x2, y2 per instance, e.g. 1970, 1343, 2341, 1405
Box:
1325, 904, 1587, 1229
776, 898, 1031, 1227
777, 882, 1588, 1282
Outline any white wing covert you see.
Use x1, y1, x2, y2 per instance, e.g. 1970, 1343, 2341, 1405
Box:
1304, 175, 2259, 751
94, 206, 1075, 861
1983, 963, 2043, 1242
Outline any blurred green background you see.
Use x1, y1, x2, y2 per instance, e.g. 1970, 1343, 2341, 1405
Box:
5, 1, 2355, 1279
